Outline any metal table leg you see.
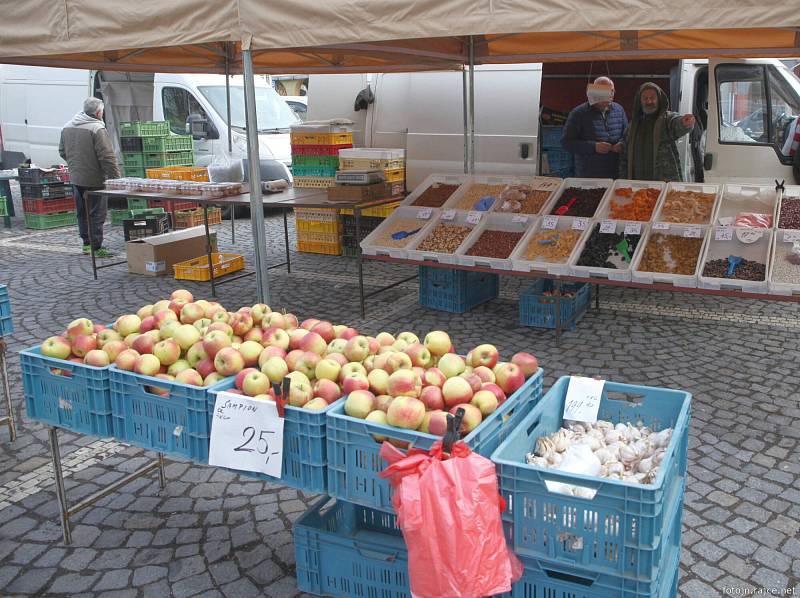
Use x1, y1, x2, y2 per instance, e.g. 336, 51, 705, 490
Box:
356, 208, 365, 318
48, 424, 168, 545
0, 340, 16, 441
595, 284, 600, 310
554, 279, 563, 343
231, 202, 236, 244
283, 208, 291, 274
203, 205, 217, 298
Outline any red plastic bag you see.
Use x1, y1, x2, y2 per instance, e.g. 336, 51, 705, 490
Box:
380, 440, 522, 598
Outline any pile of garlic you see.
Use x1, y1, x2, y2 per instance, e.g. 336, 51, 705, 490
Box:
525, 420, 673, 486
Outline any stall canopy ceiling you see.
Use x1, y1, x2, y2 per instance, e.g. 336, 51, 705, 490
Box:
1, 1, 799, 72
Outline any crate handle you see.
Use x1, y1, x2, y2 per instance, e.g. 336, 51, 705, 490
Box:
354, 546, 399, 562
541, 566, 596, 587
604, 390, 645, 406
49, 366, 74, 379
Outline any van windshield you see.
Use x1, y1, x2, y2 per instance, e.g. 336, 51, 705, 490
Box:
199, 85, 299, 132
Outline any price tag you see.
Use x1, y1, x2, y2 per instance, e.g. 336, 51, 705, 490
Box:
715, 228, 733, 241
572, 217, 588, 231
784, 230, 800, 242
512, 214, 528, 224
600, 220, 616, 234
563, 376, 606, 423
442, 209, 456, 221
683, 226, 703, 238
467, 211, 482, 225
624, 221, 642, 236
209, 392, 285, 477
653, 222, 669, 230
542, 215, 558, 230
416, 208, 432, 220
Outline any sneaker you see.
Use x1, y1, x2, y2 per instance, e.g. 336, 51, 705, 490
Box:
94, 248, 115, 258
82, 244, 90, 254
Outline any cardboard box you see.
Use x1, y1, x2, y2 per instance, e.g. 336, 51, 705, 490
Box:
326, 182, 391, 202
126, 226, 217, 276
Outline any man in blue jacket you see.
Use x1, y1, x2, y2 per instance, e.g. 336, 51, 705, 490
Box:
560, 77, 628, 179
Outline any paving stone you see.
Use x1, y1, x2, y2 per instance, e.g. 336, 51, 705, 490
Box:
0, 565, 22, 589
727, 517, 759, 534
692, 540, 728, 562
159, 497, 193, 513
237, 544, 272, 569
169, 555, 207, 582
90, 547, 136, 569
697, 524, 731, 542
750, 526, 787, 548
706, 490, 737, 507
203, 540, 232, 563
176, 544, 200, 558
1, 517, 37, 537
168, 513, 200, 528
127, 530, 155, 547
720, 554, 755, 579
751, 567, 789, 591
94, 569, 132, 591
693, 561, 724, 582
177, 528, 203, 544
246, 559, 283, 585
222, 577, 262, 598
264, 575, 301, 598
172, 572, 214, 598
152, 528, 180, 546
210, 560, 241, 585
7, 567, 56, 594
719, 535, 759, 557
752, 545, 791, 572
34, 546, 67, 568
48, 572, 100, 594
93, 529, 131, 549
678, 578, 722, 598
142, 579, 172, 598
132, 548, 174, 567
61, 547, 98, 572
133, 565, 168, 586
11, 541, 47, 564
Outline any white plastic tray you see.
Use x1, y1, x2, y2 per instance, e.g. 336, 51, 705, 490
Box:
338, 148, 405, 160
456, 212, 535, 270
776, 185, 800, 230
443, 174, 528, 212
698, 227, 772, 293
595, 179, 666, 222
653, 182, 721, 225
400, 173, 468, 209
290, 123, 352, 133
714, 183, 778, 227
767, 229, 800, 296
630, 223, 709, 288
543, 177, 613, 218
510, 215, 590, 275
570, 220, 648, 282
405, 210, 480, 265
492, 177, 565, 216
359, 206, 437, 258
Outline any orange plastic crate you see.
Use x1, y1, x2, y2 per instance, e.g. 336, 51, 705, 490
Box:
173, 207, 222, 229
173, 253, 244, 281
146, 166, 209, 181
290, 132, 353, 146
297, 240, 341, 255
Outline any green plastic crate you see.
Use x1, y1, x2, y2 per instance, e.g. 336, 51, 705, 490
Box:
132, 207, 165, 217
127, 197, 150, 210
24, 211, 77, 230
143, 151, 194, 168
121, 152, 145, 168
291, 155, 339, 168
0, 196, 8, 217
119, 121, 170, 137
123, 166, 146, 178
111, 209, 132, 225
142, 135, 193, 153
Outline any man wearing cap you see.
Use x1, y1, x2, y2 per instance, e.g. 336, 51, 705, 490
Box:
560, 76, 628, 179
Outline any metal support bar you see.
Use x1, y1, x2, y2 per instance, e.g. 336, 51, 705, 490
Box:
283, 208, 291, 274
84, 191, 126, 279
462, 69, 469, 174
468, 36, 476, 174
595, 284, 600, 310
203, 204, 217, 299
364, 274, 419, 300
0, 340, 16, 441
357, 207, 366, 318
48, 426, 167, 545
554, 279, 563, 343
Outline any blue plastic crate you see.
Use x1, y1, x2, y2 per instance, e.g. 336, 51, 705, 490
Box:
0, 284, 12, 337
499, 507, 680, 598
519, 279, 592, 329
20, 346, 113, 436
208, 380, 342, 493
295, 497, 410, 598
326, 369, 543, 512
542, 149, 574, 178
540, 125, 564, 150
110, 366, 230, 463
418, 266, 499, 313
492, 377, 690, 579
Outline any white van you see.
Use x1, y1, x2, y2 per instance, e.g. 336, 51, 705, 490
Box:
0, 66, 298, 179
308, 58, 800, 186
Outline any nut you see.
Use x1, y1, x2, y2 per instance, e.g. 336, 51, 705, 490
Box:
465, 230, 524, 258
453, 184, 507, 210
416, 223, 472, 253
523, 230, 582, 262
412, 183, 460, 208
372, 218, 424, 247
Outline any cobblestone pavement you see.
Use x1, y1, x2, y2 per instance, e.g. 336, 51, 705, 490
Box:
0, 187, 798, 597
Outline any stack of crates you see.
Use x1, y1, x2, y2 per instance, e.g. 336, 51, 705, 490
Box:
338, 201, 401, 257
141, 167, 209, 218
18, 166, 77, 230
539, 125, 574, 178
118, 121, 193, 178
290, 124, 352, 188
338, 147, 406, 196
294, 208, 341, 255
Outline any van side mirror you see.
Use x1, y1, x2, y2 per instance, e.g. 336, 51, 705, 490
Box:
186, 113, 218, 140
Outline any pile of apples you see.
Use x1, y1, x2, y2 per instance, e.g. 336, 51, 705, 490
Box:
38, 289, 540, 438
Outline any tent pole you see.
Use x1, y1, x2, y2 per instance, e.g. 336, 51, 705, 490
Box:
242, 48, 270, 304
225, 46, 232, 153
462, 69, 468, 174
468, 36, 475, 174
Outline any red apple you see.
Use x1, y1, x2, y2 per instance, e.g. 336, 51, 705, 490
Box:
175, 368, 204, 387
300, 318, 320, 331
131, 333, 156, 355
471, 389, 499, 416
481, 382, 507, 405
423, 330, 452, 356
203, 330, 232, 359
71, 334, 97, 358
261, 356, 289, 384
461, 373, 483, 393
250, 304, 272, 325
404, 343, 432, 368
344, 390, 376, 419
67, 318, 94, 342
153, 338, 181, 366
422, 367, 447, 388
102, 340, 127, 362
511, 352, 539, 378
243, 328, 264, 344
442, 376, 474, 407
337, 327, 359, 341
450, 403, 483, 434
214, 347, 245, 376
285, 349, 304, 372
114, 349, 140, 371
387, 370, 421, 398
262, 326, 290, 350
344, 335, 371, 363
242, 371, 271, 397
84, 349, 110, 367
495, 363, 525, 396
235, 367, 259, 390
419, 385, 445, 411
426, 410, 449, 436
375, 395, 394, 413
238, 341, 263, 368
299, 331, 327, 356
469, 344, 500, 369
342, 372, 370, 394
171, 289, 194, 303
179, 302, 205, 324
312, 378, 341, 403
134, 354, 161, 376
387, 397, 426, 429
311, 321, 335, 343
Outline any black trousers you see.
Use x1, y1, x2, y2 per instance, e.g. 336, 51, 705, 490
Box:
74, 186, 106, 249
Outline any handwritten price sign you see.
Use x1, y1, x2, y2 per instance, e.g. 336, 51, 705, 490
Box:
209, 392, 285, 477
562, 376, 606, 423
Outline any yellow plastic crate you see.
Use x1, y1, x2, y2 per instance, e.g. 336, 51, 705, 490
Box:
290, 132, 353, 146
296, 219, 341, 234
173, 207, 222, 229
383, 168, 405, 183
338, 200, 401, 217
173, 253, 244, 281
294, 176, 337, 189
294, 208, 339, 222
146, 166, 209, 181
297, 230, 341, 244
340, 157, 405, 170
297, 240, 341, 255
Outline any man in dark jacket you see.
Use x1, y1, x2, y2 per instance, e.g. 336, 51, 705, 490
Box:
561, 77, 628, 178
59, 98, 121, 257
619, 83, 695, 182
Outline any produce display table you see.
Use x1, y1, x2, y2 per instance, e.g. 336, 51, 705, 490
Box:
87, 187, 403, 300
